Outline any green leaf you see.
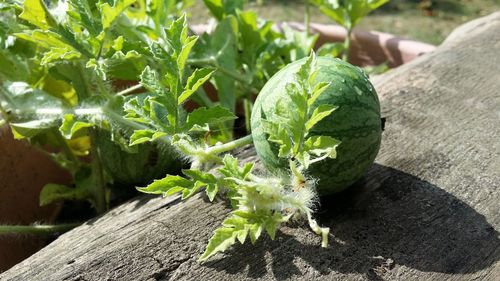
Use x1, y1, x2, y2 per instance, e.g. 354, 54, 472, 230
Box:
100, 0, 137, 30
218, 155, 253, 180
307, 82, 330, 106
304, 135, 341, 159
39, 183, 91, 206
59, 114, 93, 139
10, 119, 58, 139
317, 42, 345, 58
281, 25, 319, 61
112, 36, 124, 51
139, 66, 163, 93
310, 0, 390, 28
205, 184, 219, 202
129, 129, 166, 145
202, 16, 239, 112
41, 47, 81, 65
262, 120, 292, 158
248, 223, 263, 244
137, 175, 192, 195
182, 169, 217, 184
177, 35, 198, 80
202, 0, 245, 20
178, 68, 214, 105
184, 105, 237, 131
305, 104, 337, 131
68, 0, 101, 36
15, 30, 73, 50
310, 0, 348, 27
200, 214, 248, 261
200, 227, 239, 261
19, 0, 56, 30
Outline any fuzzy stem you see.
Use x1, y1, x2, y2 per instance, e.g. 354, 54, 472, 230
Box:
307, 212, 329, 247
117, 84, 143, 96
52, 128, 80, 173
89, 128, 107, 214
205, 134, 253, 155
78, 62, 92, 99
243, 98, 252, 133
0, 223, 81, 235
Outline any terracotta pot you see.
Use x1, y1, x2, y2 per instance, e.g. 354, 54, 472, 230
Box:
193, 22, 436, 68
281, 22, 436, 68
0, 126, 72, 272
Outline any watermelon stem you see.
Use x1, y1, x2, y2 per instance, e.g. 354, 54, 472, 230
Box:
307, 211, 329, 248
204, 134, 253, 156
0, 222, 81, 235
116, 84, 143, 96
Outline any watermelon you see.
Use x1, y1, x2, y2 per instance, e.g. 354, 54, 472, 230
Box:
251, 56, 382, 195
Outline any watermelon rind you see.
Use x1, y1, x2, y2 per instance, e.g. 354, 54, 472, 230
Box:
251, 56, 382, 195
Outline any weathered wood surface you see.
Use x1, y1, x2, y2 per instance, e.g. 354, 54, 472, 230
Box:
3, 13, 500, 281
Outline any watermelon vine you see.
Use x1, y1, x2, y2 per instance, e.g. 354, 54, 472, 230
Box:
0, 0, 385, 260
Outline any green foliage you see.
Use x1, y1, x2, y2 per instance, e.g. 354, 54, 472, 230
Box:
261, 53, 340, 169
310, 0, 389, 29
0, 0, 379, 261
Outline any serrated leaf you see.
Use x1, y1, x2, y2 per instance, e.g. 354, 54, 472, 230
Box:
308, 82, 331, 106
68, 0, 100, 36
19, 0, 56, 30
311, 0, 389, 28
262, 120, 292, 158
41, 47, 81, 65
305, 104, 337, 131
41, 75, 78, 106
218, 155, 254, 179
100, 0, 136, 30
59, 114, 93, 139
137, 175, 193, 195
249, 223, 263, 244
182, 169, 217, 183
304, 135, 341, 159
317, 42, 345, 58
15, 30, 71, 50
297, 52, 316, 88
10, 119, 58, 139
211, 16, 238, 112
165, 15, 188, 52
139, 66, 162, 93
129, 129, 166, 145
177, 35, 198, 80
178, 68, 214, 104
236, 225, 249, 244
39, 183, 91, 206
199, 227, 239, 261
202, 0, 245, 20
200, 213, 248, 261
181, 181, 205, 199
205, 184, 218, 202
184, 105, 237, 131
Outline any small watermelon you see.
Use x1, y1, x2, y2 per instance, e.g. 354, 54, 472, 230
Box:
251, 56, 382, 195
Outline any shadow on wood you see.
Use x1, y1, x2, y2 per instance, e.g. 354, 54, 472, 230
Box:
202, 164, 499, 280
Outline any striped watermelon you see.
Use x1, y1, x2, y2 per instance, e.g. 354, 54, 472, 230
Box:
251, 56, 382, 195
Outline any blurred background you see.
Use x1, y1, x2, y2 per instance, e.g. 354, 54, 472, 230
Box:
188, 0, 500, 45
